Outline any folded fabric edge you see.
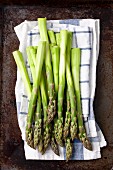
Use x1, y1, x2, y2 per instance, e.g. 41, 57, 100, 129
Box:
24, 140, 102, 160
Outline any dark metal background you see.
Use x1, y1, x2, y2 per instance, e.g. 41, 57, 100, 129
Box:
0, 1, 113, 6
0, 5, 113, 170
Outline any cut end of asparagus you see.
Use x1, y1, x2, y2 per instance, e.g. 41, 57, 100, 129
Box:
66, 138, 73, 161
51, 136, 60, 156
38, 18, 49, 42
38, 17, 46, 21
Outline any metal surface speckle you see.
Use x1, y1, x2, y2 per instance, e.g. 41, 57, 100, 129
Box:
1, 5, 113, 170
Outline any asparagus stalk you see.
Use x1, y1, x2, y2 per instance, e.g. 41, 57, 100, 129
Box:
38, 18, 56, 123
26, 41, 46, 146
34, 88, 42, 149
66, 32, 78, 140
48, 30, 56, 45
48, 30, 60, 95
50, 46, 60, 155
46, 42, 56, 123
55, 33, 60, 47
64, 89, 73, 160
12, 50, 32, 99
51, 46, 60, 95
55, 30, 68, 146
40, 68, 51, 153
63, 89, 71, 139
44, 30, 59, 154
71, 48, 92, 151
63, 32, 77, 160
49, 33, 60, 151
26, 47, 36, 83
28, 46, 37, 67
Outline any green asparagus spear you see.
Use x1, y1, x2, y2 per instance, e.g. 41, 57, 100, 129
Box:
71, 48, 92, 151
66, 32, 78, 140
63, 32, 77, 160
26, 41, 46, 146
38, 18, 56, 123
64, 90, 73, 161
40, 68, 51, 153
12, 50, 32, 99
48, 32, 60, 151
34, 88, 42, 149
13, 50, 34, 148
55, 30, 68, 146
48, 30, 60, 154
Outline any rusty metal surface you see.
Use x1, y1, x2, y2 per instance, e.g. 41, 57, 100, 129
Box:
1, 5, 113, 170
0, 1, 113, 7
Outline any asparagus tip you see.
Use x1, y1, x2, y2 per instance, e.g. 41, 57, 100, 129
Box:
51, 137, 60, 156
83, 138, 92, 151
37, 138, 43, 152
66, 138, 73, 161
26, 124, 35, 149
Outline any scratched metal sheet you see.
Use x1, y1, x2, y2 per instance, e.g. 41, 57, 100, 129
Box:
1, 5, 113, 170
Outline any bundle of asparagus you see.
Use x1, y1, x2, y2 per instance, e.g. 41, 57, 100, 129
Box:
12, 17, 92, 161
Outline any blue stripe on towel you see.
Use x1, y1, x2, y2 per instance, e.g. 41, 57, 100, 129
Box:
29, 31, 32, 46
20, 112, 28, 115
80, 64, 90, 67
80, 80, 89, 83
81, 48, 92, 50
59, 19, 80, 26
